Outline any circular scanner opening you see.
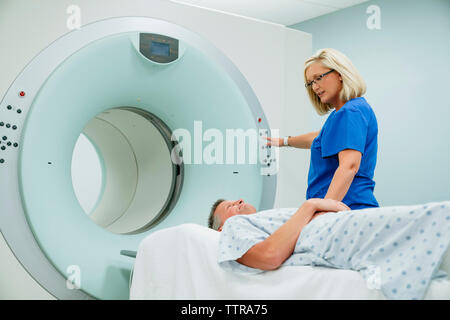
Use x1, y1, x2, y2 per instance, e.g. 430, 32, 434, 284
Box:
71, 107, 182, 235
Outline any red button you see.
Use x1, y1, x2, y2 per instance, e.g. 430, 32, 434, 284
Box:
19, 91, 25, 97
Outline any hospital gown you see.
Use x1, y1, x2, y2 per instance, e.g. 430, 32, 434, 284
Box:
218, 202, 450, 300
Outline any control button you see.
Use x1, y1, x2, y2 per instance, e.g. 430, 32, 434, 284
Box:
1, 146, 5, 151
0, 122, 4, 126
17, 109, 22, 114
2, 136, 7, 141
6, 142, 11, 146
5, 123, 10, 128
12, 125, 17, 130
0, 159, 4, 164
13, 143, 18, 148
7, 105, 12, 110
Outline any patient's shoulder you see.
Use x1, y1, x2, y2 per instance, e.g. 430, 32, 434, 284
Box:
239, 208, 297, 223
256, 207, 298, 216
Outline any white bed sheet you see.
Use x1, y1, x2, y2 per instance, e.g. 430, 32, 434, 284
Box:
129, 223, 450, 300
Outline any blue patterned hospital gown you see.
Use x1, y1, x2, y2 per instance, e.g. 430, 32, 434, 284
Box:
218, 202, 450, 300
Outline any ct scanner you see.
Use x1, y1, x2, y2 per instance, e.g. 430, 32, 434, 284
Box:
0, 4, 312, 300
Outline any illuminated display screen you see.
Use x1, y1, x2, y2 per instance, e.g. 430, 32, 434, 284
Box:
151, 41, 170, 56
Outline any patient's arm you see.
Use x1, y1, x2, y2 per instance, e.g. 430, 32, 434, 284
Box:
236, 201, 315, 270
236, 199, 349, 270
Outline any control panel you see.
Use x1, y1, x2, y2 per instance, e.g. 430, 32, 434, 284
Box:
258, 127, 278, 177
0, 99, 23, 165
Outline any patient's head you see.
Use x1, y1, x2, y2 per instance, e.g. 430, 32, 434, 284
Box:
208, 199, 257, 231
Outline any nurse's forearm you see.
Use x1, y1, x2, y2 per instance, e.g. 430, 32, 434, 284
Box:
287, 131, 320, 149
324, 166, 357, 202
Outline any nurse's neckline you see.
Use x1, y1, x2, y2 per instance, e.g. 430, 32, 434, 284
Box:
334, 96, 364, 112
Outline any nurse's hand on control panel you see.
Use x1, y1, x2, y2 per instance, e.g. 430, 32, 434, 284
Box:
264, 136, 284, 147
265, 131, 320, 149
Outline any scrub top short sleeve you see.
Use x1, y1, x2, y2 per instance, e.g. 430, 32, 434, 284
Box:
321, 108, 369, 158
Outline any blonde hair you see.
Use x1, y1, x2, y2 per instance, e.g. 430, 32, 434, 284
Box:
304, 48, 366, 115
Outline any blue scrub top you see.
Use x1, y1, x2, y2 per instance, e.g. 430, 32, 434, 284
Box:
306, 97, 379, 210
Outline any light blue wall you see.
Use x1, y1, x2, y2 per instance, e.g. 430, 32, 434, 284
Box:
290, 0, 450, 206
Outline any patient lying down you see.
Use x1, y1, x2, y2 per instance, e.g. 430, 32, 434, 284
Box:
209, 198, 348, 270
208, 198, 450, 300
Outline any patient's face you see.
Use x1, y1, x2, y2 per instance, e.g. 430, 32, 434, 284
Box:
215, 199, 257, 231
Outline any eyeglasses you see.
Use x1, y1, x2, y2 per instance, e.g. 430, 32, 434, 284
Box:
305, 69, 335, 88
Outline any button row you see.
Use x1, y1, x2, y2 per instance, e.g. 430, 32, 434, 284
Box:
0, 122, 18, 130
1, 142, 19, 149
0, 142, 18, 147
6, 105, 22, 114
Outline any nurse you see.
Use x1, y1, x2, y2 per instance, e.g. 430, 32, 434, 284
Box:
267, 48, 379, 210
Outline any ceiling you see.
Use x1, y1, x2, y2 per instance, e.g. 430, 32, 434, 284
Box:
169, 0, 369, 26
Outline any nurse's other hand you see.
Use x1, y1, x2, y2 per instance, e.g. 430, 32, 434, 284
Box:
264, 136, 283, 147
306, 198, 350, 213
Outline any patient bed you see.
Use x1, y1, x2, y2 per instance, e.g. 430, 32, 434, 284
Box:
129, 222, 450, 300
